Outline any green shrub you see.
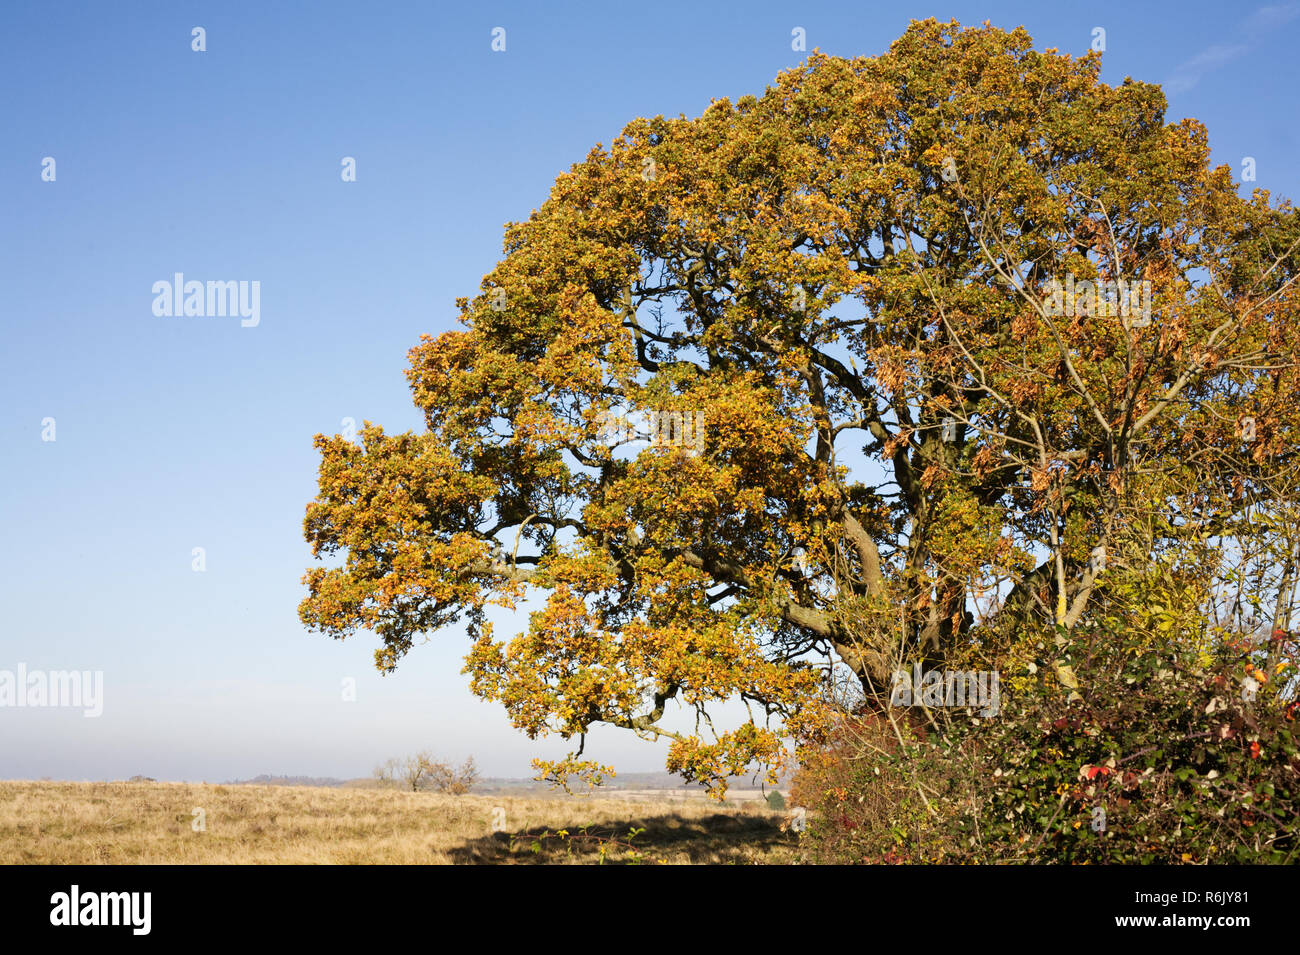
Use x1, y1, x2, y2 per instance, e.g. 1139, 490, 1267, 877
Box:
792, 623, 1299, 864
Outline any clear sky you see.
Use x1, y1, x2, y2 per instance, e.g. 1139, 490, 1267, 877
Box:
2, 0, 1296, 782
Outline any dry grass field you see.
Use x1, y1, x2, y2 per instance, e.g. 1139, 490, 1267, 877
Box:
0, 781, 802, 864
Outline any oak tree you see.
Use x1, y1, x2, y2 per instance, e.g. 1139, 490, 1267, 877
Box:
302, 20, 1299, 794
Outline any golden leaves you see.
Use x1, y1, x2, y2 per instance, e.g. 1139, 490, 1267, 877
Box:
301, 16, 1300, 800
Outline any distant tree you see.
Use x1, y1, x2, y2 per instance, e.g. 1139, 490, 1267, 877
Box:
402, 751, 435, 791
427, 755, 479, 795
374, 752, 478, 793
372, 756, 402, 789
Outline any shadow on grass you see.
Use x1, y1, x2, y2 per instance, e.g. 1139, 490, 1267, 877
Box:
450, 811, 796, 864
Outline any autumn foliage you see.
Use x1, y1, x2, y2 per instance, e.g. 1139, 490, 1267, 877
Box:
301, 17, 1299, 856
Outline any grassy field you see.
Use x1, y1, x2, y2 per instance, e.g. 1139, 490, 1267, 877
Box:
0, 781, 802, 864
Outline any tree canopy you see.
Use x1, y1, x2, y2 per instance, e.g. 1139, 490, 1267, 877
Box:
301, 19, 1299, 797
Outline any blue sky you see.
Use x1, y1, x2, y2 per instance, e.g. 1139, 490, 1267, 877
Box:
1, 0, 1296, 782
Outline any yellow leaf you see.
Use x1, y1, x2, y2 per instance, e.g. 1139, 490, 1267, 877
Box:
1054, 662, 1079, 690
